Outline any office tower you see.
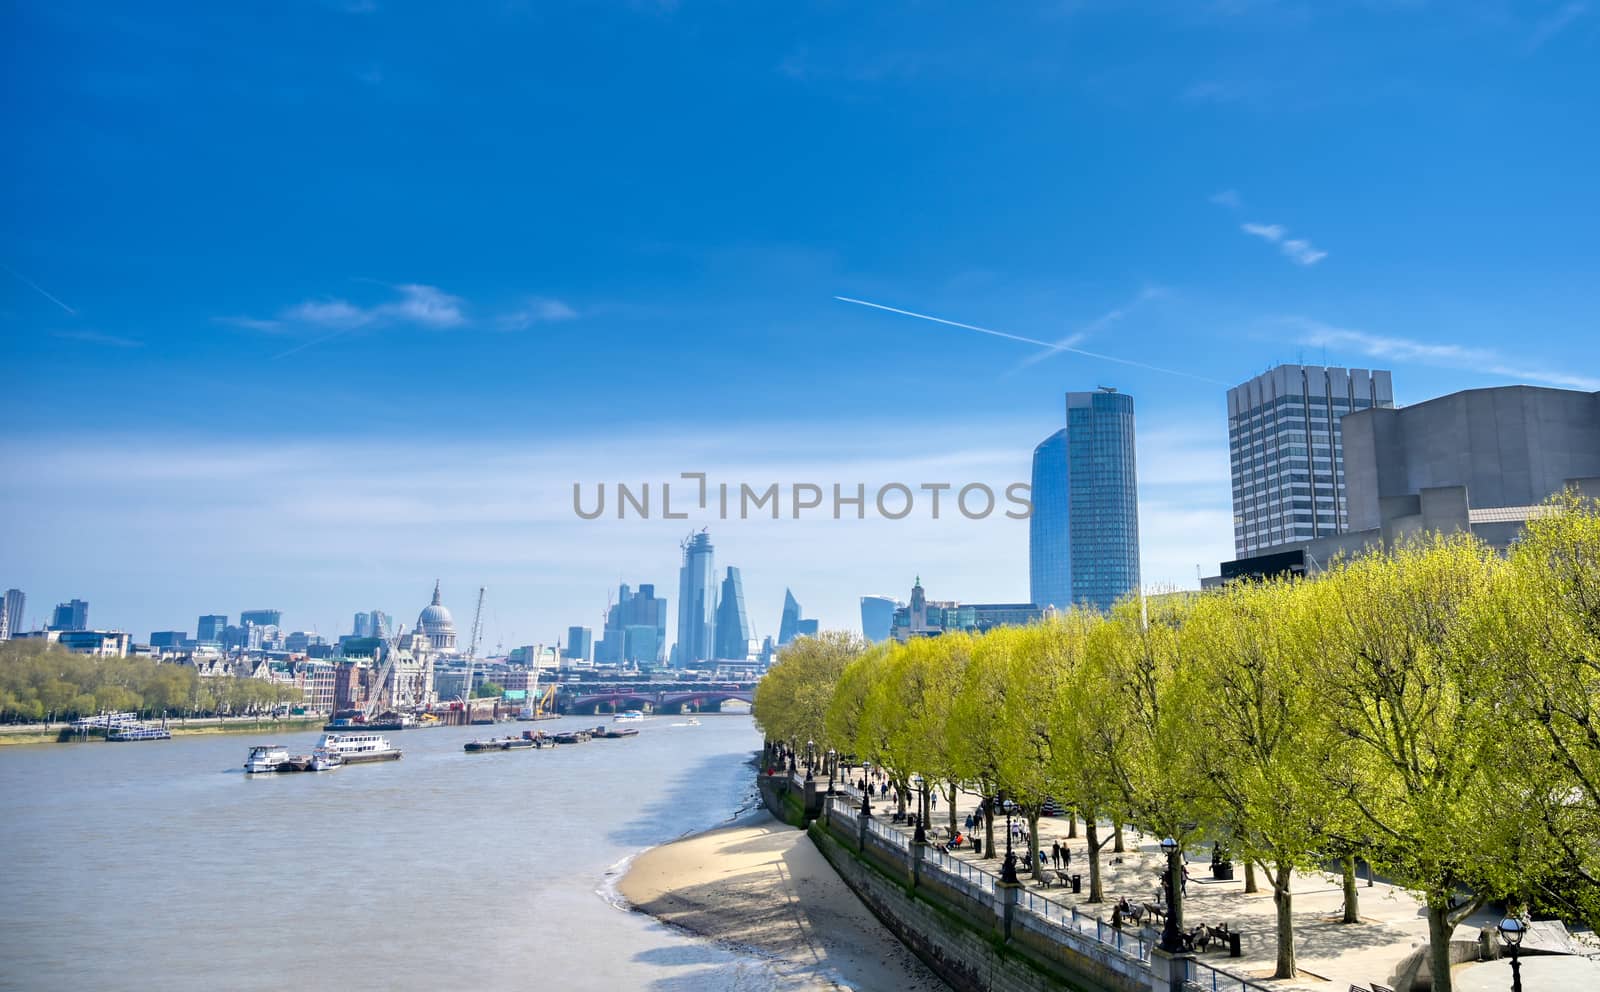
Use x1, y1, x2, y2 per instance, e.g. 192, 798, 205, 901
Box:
1028, 388, 1142, 613
565, 626, 593, 664
149, 631, 187, 651
673, 530, 716, 667
777, 589, 802, 646
1, 589, 23, 639
196, 614, 228, 643
713, 567, 752, 661
595, 583, 668, 665
1227, 365, 1394, 556
860, 595, 896, 643
239, 609, 283, 629
50, 599, 89, 631
370, 610, 392, 640
353, 612, 373, 638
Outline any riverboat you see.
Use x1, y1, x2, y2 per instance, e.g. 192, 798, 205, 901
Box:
686, 718, 701, 726
107, 725, 171, 741
315, 732, 402, 764
551, 729, 592, 745
613, 710, 645, 723
464, 736, 536, 753
245, 744, 291, 773
592, 726, 639, 739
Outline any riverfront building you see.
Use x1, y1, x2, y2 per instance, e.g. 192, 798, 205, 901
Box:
673, 530, 717, 667
890, 578, 1042, 641
1028, 389, 1142, 613
1215, 384, 1600, 581
1227, 365, 1395, 556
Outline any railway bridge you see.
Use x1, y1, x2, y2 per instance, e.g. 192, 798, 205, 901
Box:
557, 680, 757, 715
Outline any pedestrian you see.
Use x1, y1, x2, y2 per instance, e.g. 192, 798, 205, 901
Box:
1052, 841, 1061, 868
1063, 845, 1071, 868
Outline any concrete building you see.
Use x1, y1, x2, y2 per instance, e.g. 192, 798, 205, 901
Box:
2, 589, 24, 639
1215, 385, 1600, 581
239, 609, 282, 629
1029, 389, 1142, 613
415, 582, 458, 654
49, 599, 89, 631
890, 577, 1042, 642
1227, 365, 1395, 556
15, 629, 131, 657
860, 595, 897, 643
296, 659, 337, 712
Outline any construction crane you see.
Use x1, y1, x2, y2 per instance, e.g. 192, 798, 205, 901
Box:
362, 626, 406, 719
462, 586, 486, 700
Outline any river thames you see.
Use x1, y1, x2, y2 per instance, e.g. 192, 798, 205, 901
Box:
0, 713, 780, 992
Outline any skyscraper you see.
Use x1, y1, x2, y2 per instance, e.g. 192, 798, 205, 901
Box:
1227, 365, 1395, 556
859, 595, 896, 643
596, 583, 668, 665
1028, 388, 1141, 613
196, 614, 228, 643
713, 567, 752, 661
1, 589, 23, 639
353, 612, 373, 638
673, 530, 717, 667
565, 626, 593, 664
49, 599, 89, 631
239, 609, 283, 629
777, 588, 802, 646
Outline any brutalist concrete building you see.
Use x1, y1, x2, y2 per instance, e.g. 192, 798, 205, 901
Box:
1212, 385, 1600, 582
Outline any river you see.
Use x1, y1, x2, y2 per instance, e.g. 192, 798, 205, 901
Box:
0, 713, 784, 992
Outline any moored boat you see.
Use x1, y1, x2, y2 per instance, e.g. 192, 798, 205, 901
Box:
463, 736, 536, 752
613, 710, 645, 723
593, 726, 639, 739
552, 729, 591, 745
108, 725, 172, 741
245, 744, 291, 773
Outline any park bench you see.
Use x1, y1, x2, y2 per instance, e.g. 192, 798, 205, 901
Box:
1142, 902, 1166, 926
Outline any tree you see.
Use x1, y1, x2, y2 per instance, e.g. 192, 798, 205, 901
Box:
473, 680, 505, 699
948, 632, 1012, 858
752, 630, 863, 757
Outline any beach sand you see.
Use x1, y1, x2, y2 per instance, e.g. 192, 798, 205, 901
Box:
619, 811, 947, 991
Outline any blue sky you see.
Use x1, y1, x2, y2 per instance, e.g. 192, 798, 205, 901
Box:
3, 0, 1597, 648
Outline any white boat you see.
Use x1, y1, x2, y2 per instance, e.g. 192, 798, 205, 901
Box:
686, 717, 701, 726
108, 724, 171, 741
613, 710, 645, 723
308, 746, 343, 771
245, 744, 291, 774
315, 732, 402, 764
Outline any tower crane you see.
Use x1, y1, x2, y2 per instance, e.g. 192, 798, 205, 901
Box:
462, 586, 486, 701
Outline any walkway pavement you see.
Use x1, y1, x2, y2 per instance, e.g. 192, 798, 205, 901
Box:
822, 770, 1509, 991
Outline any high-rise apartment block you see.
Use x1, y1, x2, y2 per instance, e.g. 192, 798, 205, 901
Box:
1028, 389, 1142, 613
1227, 365, 1394, 556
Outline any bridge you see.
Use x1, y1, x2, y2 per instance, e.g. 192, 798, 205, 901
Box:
557, 681, 757, 715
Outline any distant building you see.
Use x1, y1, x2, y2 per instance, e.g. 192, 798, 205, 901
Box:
284, 631, 323, 653
415, 581, 458, 653
860, 595, 897, 643
296, 659, 336, 712
595, 583, 668, 665
1029, 389, 1142, 613
16, 629, 130, 657
353, 612, 373, 638
673, 530, 717, 667
564, 626, 593, 664
352, 610, 392, 640
1214, 385, 1600, 582
1228, 365, 1395, 556
2, 589, 24, 639
149, 631, 187, 651
713, 567, 753, 661
777, 589, 802, 645
239, 609, 283, 629
890, 577, 1041, 642
196, 614, 228, 643
49, 599, 89, 632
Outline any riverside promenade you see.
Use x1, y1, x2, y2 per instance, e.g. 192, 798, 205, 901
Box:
764, 766, 1562, 992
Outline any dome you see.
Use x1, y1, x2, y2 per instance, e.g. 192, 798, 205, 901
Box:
417, 581, 456, 635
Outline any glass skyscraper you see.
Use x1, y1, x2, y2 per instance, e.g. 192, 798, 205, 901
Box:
673, 530, 717, 667
713, 566, 752, 661
859, 595, 896, 643
1029, 389, 1141, 613
1227, 365, 1394, 556
777, 588, 802, 646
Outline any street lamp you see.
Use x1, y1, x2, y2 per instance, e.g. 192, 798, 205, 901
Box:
1159, 837, 1183, 953
1000, 797, 1020, 884
805, 739, 815, 782
861, 761, 873, 817
1498, 917, 1525, 992
911, 775, 927, 844
826, 748, 837, 795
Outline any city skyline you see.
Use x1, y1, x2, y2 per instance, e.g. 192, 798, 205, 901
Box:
6, 2, 1598, 649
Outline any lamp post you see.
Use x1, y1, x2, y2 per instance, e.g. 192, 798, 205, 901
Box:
861, 761, 873, 817
911, 775, 927, 844
1000, 797, 1020, 884
1159, 837, 1183, 953
826, 748, 837, 795
1498, 917, 1525, 992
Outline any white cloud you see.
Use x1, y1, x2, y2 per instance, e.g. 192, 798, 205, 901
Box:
1292, 319, 1600, 391
378, 284, 466, 328
1209, 189, 1242, 209
1240, 223, 1326, 265
223, 283, 468, 340
284, 299, 374, 329
497, 297, 579, 331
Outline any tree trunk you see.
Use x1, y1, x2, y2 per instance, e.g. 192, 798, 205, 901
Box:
1244, 860, 1259, 893
1272, 862, 1297, 979
1029, 811, 1045, 882
1113, 821, 1125, 853
947, 782, 958, 838
1067, 811, 1078, 839
984, 797, 996, 857
1342, 855, 1360, 923
1426, 898, 1455, 992
1086, 819, 1105, 902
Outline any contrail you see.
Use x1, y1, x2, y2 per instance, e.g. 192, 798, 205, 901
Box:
834, 295, 1228, 386
2, 262, 77, 315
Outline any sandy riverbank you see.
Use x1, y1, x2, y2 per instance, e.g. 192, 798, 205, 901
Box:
619, 811, 947, 992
